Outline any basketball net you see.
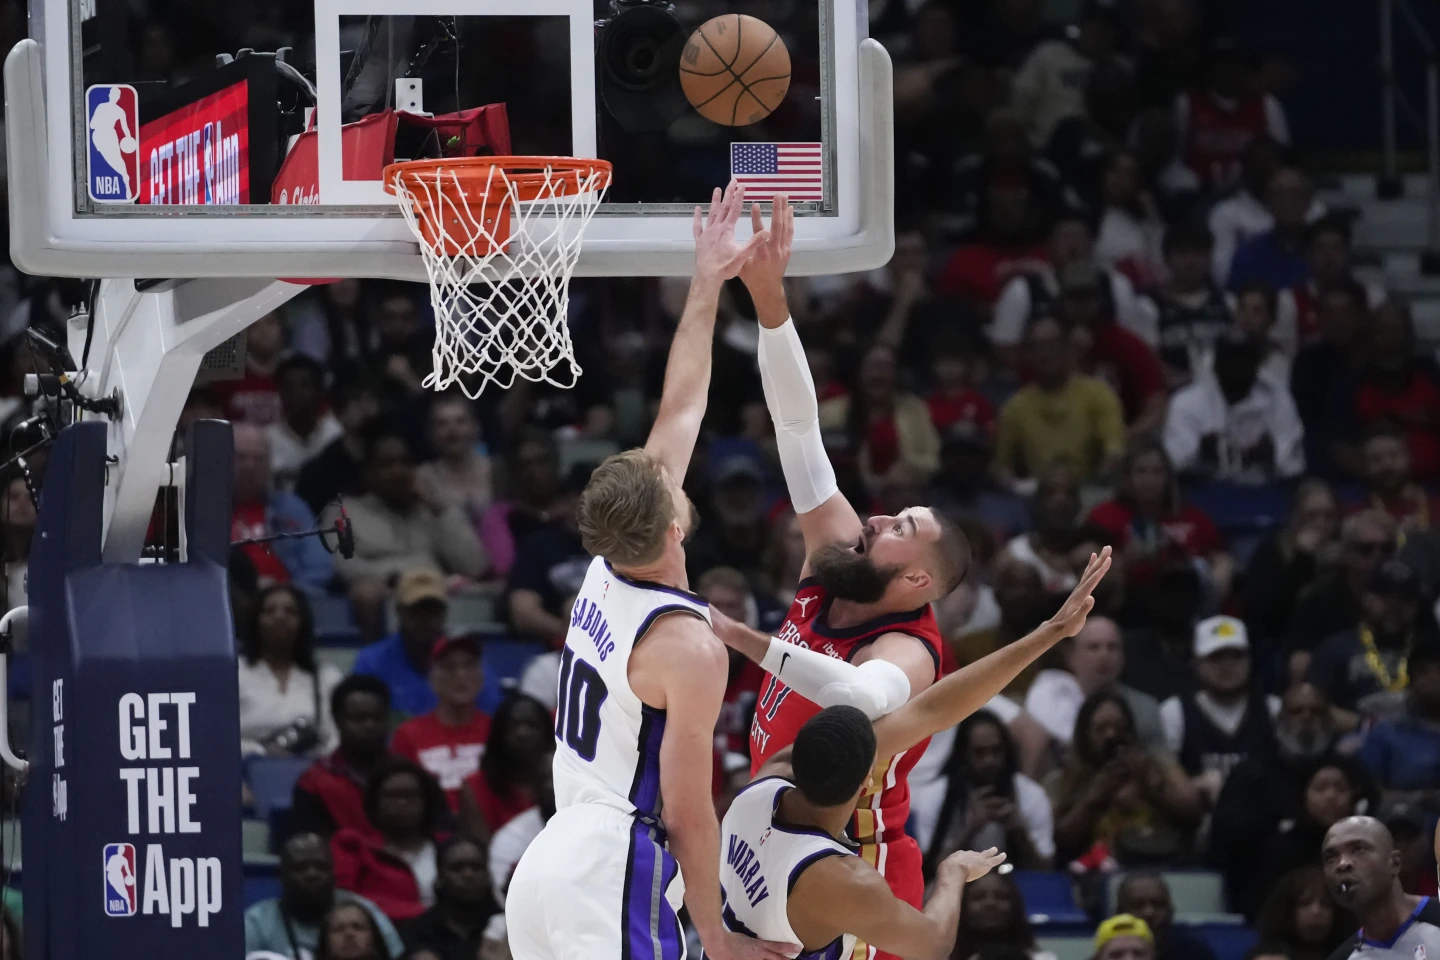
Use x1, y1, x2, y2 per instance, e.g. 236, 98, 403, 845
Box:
384, 157, 613, 396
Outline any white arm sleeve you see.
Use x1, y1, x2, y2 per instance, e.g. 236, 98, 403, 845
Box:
756, 320, 838, 514
761, 636, 911, 720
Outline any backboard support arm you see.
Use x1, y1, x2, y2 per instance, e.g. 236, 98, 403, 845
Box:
71, 277, 302, 563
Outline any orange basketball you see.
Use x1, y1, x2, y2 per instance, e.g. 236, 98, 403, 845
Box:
679, 15, 791, 127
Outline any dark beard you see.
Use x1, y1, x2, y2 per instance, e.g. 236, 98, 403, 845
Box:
810, 543, 902, 603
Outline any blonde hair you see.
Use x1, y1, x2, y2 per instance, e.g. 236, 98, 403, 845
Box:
577, 449, 676, 566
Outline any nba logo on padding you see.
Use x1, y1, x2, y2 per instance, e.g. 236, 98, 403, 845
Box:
103, 843, 137, 917
85, 84, 140, 203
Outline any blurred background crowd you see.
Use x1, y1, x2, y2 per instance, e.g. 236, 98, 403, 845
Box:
2, 0, 1440, 959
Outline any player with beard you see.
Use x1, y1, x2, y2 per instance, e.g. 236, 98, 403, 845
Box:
1322, 816, 1440, 960
737, 198, 988, 960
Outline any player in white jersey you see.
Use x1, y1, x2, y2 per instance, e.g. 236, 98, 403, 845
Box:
506, 181, 794, 960
717, 549, 1112, 960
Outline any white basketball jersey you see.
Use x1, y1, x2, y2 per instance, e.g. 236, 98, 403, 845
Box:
551, 556, 711, 820
720, 777, 856, 960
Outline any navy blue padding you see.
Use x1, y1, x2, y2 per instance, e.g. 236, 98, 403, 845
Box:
24, 421, 245, 960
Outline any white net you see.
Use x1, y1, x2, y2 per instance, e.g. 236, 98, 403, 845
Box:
388, 159, 612, 396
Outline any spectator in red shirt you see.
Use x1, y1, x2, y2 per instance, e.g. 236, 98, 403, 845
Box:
212, 311, 286, 425
1087, 438, 1235, 603
1061, 262, 1169, 437
331, 759, 451, 921
390, 635, 491, 813
926, 333, 997, 435
231, 423, 336, 592
1277, 217, 1386, 352
1351, 302, 1440, 483
1176, 39, 1290, 193
1357, 424, 1440, 540
458, 692, 552, 843
937, 170, 1049, 312
293, 676, 395, 840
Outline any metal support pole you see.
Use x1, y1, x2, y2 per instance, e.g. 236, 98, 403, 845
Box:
0, 606, 28, 775
1382, 0, 1399, 183
1428, 61, 1440, 256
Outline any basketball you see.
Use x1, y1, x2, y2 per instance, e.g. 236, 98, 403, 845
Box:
119, 136, 137, 153
679, 15, 791, 127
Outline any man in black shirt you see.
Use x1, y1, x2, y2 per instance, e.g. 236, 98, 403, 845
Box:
1154, 223, 1234, 388
402, 836, 499, 960
294, 374, 381, 514
1288, 510, 1397, 684
1323, 817, 1440, 960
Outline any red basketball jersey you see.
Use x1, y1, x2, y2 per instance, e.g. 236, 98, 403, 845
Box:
1182, 90, 1269, 189
749, 577, 943, 848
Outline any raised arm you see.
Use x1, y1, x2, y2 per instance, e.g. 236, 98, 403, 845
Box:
631, 616, 795, 960
710, 548, 1113, 758
786, 846, 1005, 960
740, 198, 863, 563
644, 181, 769, 480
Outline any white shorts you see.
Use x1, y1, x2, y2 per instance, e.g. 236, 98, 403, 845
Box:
506, 804, 687, 960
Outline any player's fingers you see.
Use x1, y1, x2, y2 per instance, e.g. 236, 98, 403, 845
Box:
727, 181, 746, 226
708, 186, 723, 227
693, 205, 703, 240
737, 230, 770, 261
751, 201, 764, 238
781, 195, 794, 249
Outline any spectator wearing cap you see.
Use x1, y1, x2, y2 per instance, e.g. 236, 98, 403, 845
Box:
994, 316, 1125, 487
1211, 683, 1341, 915
1159, 616, 1278, 804
930, 421, 1030, 549
292, 676, 395, 839
295, 373, 381, 515
1152, 223, 1234, 389
326, 422, 487, 640
1359, 643, 1440, 802
1174, 40, 1290, 194
819, 342, 941, 494
1060, 262, 1169, 437
231, 422, 336, 593
935, 171, 1050, 310
1356, 424, 1440, 539
1116, 874, 1218, 960
684, 455, 772, 581
1094, 914, 1155, 960
1164, 333, 1305, 486
1290, 280, 1371, 481
988, 213, 1160, 366
1348, 303, 1440, 484
1025, 616, 1169, 752
1010, 0, 1126, 150
508, 463, 593, 642
352, 570, 454, 718
390, 635, 490, 813
1087, 439, 1233, 601
1308, 559, 1436, 726
1274, 218, 1386, 352
1287, 510, 1397, 683
1227, 168, 1316, 294
267, 353, 344, 490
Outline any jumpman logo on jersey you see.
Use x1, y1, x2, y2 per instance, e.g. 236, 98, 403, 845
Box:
795, 596, 814, 616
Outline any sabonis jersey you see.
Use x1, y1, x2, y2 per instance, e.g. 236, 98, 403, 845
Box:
749, 577, 943, 847
551, 556, 711, 820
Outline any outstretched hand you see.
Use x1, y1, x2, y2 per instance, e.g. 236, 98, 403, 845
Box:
938, 846, 1008, 884
1045, 546, 1113, 639
694, 180, 770, 283
738, 194, 794, 293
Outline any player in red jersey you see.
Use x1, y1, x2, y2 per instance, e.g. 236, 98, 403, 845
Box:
737, 199, 983, 960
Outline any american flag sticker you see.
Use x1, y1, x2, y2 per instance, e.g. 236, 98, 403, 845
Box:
730, 142, 823, 202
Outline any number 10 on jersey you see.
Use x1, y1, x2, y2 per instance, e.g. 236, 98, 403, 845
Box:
556, 646, 609, 761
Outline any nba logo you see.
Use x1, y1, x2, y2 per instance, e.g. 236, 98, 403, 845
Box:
102, 843, 137, 917
85, 84, 140, 203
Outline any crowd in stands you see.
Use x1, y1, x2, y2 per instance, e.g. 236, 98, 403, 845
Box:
1, 0, 1439, 959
